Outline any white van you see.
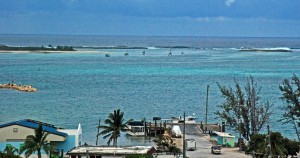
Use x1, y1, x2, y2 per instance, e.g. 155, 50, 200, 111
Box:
171, 125, 182, 138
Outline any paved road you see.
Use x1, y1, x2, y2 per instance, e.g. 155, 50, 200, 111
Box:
183, 124, 251, 158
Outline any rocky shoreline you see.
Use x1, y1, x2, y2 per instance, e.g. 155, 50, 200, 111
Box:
0, 83, 37, 92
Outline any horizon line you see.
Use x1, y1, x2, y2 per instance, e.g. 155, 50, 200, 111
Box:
0, 33, 300, 39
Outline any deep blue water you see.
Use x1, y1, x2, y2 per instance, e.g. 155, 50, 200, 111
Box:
0, 35, 300, 145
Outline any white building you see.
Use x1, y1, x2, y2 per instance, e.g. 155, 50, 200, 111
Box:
0, 119, 82, 158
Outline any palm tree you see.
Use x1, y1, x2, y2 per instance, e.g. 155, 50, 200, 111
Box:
4, 145, 19, 157
248, 132, 288, 158
19, 124, 55, 158
98, 109, 132, 146
0, 146, 21, 158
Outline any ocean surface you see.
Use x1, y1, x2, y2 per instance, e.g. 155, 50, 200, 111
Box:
1, 34, 300, 145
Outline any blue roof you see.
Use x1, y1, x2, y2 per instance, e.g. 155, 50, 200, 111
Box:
0, 119, 68, 137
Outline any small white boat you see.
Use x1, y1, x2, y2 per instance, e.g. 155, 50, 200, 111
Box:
172, 114, 197, 124
126, 121, 145, 136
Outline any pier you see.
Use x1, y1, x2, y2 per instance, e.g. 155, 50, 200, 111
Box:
144, 122, 222, 137
0, 83, 37, 92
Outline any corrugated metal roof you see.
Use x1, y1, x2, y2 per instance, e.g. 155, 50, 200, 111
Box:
214, 131, 235, 138
0, 119, 67, 137
67, 145, 156, 156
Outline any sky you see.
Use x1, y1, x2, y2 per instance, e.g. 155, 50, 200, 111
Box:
0, 0, 300, 37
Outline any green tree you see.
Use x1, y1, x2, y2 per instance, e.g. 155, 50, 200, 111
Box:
269, 132, 287, 157
168, 146, 181, 156
215, 76, 272, 141
4, 145, 19, 157
0, 146, 21, 158
247, 133, 267, 157
153, 135, 174, 152
247, 132, 298, 158
98, 109, 132, 146
279, 74, 300, 141
19, 124, 55, 158
282, 137, 299, 157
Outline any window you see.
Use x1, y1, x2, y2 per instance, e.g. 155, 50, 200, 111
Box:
13, 128, 18, 132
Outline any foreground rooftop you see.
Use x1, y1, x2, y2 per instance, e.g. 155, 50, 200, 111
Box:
67, 144, 156, 156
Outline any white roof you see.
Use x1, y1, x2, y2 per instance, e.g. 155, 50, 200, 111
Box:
67, 146, 155, 155
214, 131, 235, 138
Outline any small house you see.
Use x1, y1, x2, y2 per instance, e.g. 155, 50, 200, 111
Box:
213, 131, 235, 147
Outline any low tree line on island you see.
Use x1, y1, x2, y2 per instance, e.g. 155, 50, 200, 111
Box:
0, 44, 75, 51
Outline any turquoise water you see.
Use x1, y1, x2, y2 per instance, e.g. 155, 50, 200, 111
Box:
1, 35, 300, 145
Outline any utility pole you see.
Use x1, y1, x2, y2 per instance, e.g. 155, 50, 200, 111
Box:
144, 117, 147, 137
267, 124, 272, 158
205, 85, 209, 132
239, 107, 242, 151
96, 119, 101, 145
183, 112, 186, 158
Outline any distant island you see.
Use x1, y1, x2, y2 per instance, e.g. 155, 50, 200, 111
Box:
0, 83, 37, 92
73, 46, 148, 49
73, 45, 191, 49
0, 44, 75, 51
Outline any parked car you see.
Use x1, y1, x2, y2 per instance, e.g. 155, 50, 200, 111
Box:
211, 145, 222, 154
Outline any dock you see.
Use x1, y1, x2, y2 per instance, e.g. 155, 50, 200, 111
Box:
144, 122, 222, 137
0, 83, 37, 92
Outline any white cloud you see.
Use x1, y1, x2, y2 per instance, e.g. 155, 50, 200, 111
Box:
225, 0, 235, 7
